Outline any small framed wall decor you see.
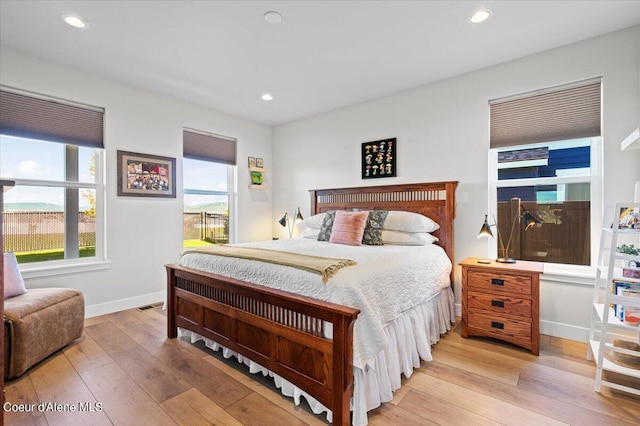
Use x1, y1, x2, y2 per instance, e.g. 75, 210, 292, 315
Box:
248, 157, 256, 169
117, 150, 176, 198
362, 138, 396, 179
256, 157, 264, 168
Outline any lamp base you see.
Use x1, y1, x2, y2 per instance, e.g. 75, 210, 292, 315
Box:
496, 257, 516, 264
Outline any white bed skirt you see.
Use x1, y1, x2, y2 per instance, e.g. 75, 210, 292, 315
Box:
180, 286, 455, 426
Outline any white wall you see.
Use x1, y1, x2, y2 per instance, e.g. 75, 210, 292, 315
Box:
272, 26, 640, 341
0, 47, 273, 317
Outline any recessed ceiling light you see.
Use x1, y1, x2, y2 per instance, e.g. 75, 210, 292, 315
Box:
264, 11, 282, 24
261, 93, 274, 101
63, 15, 88, 29
469, 9, 492, 24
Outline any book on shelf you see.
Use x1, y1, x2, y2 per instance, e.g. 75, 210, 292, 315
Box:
613, 281, 640, 326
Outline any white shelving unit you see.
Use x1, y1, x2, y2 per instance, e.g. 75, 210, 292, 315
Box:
587, 203, 640, 396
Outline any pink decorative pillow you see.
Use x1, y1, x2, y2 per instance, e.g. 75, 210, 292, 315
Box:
4, 252, 27, 298
329, 211, 368, 246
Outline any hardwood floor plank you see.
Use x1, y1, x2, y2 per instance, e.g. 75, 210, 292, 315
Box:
3, 376, 48, 426
63, 333, 114, 374
429, 341, 521, 386
419, 359, 632, 426
79, 362, 177, 425
367, 401, 440, 426
27, 352, 111, 426
201, 349, 329, 426
406, 371, 569, 425
150, 336, 254, 409
517, 370, 640, 423
160, 387, 244, 426
108, 345, 193, 403
83, 320, 139, 354
225, 392, 309, 426
396, 387, 501, 426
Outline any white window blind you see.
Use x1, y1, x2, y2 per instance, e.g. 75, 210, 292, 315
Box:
0, 87, 104, 148
183, 128, 236, 165
490, 79, 601, 149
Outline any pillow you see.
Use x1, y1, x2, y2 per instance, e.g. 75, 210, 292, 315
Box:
298, 212, 326, 230
381, 230, 439, 246
361, 210, 388, 245
317, 211, 336, 241
383, 211, 439, 233
300, 228, 320, 239
329, 211, 369, 246
4, 252, 27, 298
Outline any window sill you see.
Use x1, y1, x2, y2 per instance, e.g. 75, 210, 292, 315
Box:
20, 259, 111, 279
541, 263, 596, 286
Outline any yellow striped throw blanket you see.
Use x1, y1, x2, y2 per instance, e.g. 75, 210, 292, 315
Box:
182, 244, 357, 283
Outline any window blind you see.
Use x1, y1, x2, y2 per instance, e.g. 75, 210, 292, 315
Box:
0, 87, 104, 148
183, 129, 236, 165
490, 79, 601, 149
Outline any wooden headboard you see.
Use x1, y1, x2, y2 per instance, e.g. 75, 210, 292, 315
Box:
310, 181, 458, 281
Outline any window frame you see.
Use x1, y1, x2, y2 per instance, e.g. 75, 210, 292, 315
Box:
488, 137, 603, 281
2, 144, 109, 278
182, 157, 235, 246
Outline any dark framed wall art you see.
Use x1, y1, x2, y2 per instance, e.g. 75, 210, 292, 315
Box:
117, 150, 176, 198
362, 138, 396, 179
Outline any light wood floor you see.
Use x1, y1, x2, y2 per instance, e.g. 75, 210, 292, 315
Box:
4, 305, 640, 425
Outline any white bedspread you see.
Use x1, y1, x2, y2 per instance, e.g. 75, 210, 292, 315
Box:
179, 238, 452, 369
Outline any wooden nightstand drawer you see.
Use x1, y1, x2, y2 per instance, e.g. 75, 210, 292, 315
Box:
467, 311, 532, 340
467, 270, 532, 296
467, 291, 532, 318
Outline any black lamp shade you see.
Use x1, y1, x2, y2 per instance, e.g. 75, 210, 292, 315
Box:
278, 213, 288, 227
478, 215, 494, 238
523, 210, 543, 230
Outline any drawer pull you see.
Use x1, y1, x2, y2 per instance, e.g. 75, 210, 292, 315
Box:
491, 278, 504, 286
491, 300, 504, 308
491, 321, 504, 329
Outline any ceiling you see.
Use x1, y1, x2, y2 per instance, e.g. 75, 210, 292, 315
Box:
1, 1, 640, 126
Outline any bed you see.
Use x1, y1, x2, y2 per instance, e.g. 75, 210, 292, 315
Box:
166, 181, 458, 425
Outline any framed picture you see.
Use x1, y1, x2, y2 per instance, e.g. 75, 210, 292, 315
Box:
117, 150, 176, 198
256, 158, 264, 168
250, 171, 264, 185
362, 138, 396, 179
248, 157, 256, 169
618, 205, 640, 229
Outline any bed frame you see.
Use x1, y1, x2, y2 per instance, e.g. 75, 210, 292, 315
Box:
166, 181, 457, 425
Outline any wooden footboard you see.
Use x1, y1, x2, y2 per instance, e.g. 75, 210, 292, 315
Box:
166, 264, 360, 425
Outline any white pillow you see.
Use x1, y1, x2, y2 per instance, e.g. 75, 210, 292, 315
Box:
299, 228, 320, 239
298, 212, 326, 230
381, 230, 438, 246
4, 252, 27, 298
383, 211, 439, 233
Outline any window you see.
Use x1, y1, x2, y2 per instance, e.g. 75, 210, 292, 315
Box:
490, 138, 600, 266
488, 79, 602, 268
0, 87, 105, 269
182, 129, 236, 247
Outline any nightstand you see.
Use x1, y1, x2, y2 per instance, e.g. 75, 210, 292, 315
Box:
460, 257, 544, 355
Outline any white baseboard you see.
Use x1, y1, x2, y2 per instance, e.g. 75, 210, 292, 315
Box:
85, 291, 165, 318
540, 320, 589, 342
